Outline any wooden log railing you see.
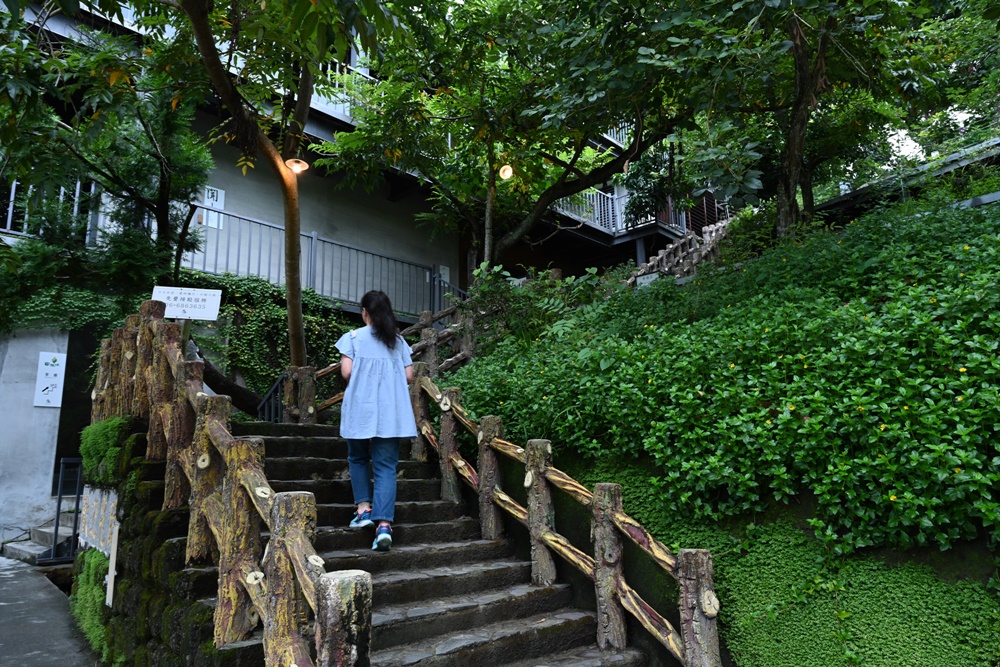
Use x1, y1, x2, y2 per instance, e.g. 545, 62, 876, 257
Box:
92, 301, 372, 667
409, 363, 722, 667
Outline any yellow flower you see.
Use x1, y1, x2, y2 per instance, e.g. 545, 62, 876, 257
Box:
954, 468, 962, 474
779, 355, 784, 359
542, 395, 547, 399
890, 494, 897, 501
730, 363, 735, 368
903, 406, 909, 410
959, 368, 967, 372
857, 406, 865, 411
957, 396, 964, 401
648, 379, 652, 384
964, 245, 970, 250
803, 364, 808, 369
765, 328, 770, 332
788, 405, 795, 411
766, 419, 772, 424
929, 298, 937, 303
880, 424, 886, 431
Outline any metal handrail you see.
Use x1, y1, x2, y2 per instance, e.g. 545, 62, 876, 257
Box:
37, 457, 84, 566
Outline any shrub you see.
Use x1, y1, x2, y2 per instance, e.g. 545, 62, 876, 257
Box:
448, 199, 1000, 554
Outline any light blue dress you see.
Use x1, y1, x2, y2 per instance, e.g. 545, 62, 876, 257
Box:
335, 326, 418, 440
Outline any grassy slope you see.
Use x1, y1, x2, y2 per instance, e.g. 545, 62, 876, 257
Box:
448, 196, 1000, 666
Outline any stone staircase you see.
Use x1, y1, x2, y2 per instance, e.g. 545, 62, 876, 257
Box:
230, 421, 648, 667
2, 512, 77, 565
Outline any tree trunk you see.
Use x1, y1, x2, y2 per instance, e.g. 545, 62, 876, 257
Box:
800, 162, 815, 224
483, 143, 496, 266
274, 155, 308, 367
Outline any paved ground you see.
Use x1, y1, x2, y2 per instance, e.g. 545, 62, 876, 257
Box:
0, 556, 99, 667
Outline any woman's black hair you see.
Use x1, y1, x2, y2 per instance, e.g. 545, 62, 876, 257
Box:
361, 290, 399, 350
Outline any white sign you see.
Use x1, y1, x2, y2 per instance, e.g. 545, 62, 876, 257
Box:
34, 352, 67, 408
636, 272, 660, 288
152, 286, 223, 320
199, 186, 226, 228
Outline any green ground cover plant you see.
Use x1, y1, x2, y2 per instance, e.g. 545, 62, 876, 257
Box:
449, 196, 1000, 557
70, 548, 111, 663
79, 416, 135, 486
563, 456, 1000, 667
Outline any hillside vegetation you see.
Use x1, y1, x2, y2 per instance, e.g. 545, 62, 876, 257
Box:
446, 193, 1000, 665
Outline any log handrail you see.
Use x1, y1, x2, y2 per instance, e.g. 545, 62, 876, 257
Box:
92, 300, 370, 667
411, 369, 721, 667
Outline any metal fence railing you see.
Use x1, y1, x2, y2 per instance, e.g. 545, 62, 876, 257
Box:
553, 189, 695, 238
182, 205, 463, 316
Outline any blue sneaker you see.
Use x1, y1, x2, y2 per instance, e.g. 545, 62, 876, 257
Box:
372, 525, 392, 552
349, 508, 373, 530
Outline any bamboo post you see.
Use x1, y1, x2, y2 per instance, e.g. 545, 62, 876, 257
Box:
678, 549, 722, 667
315, 570, 373, 667
525, 439, 557, 586
477, 416, 504, 540
214, 439, 264, 645
408, 362, 431, 462
262, 492, 316, 666
437, 388, 462, 504
592, 483, 627, 651
282, 366, 318, 424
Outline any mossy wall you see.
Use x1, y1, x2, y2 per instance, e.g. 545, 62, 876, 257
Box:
73, 420, 263, 666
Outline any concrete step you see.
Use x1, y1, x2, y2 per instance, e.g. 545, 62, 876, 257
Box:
316, 501, 462, 527
370, 609, 597, 667
504, 646, 648, 667
322, 539, 514, 575
372, 560, 532, 607
313, 518, 480, 551
373, 582, 574, 650
264, 457, 437, 481
1, 540, 53, 565
270, 478, 441, 504
29, 524, 75, 549
231, 422, 340, 438
260, 436, 349, 458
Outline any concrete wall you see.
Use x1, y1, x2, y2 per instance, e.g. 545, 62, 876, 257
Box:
0, 329, 69, 540
195, 115, 461, 285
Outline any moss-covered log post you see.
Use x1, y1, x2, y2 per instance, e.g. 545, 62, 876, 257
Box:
213, 438, 265, 645
593, 483, 627, 651
133, 300, 164, 425
165, 359, 203, 511
91, 337, 112, 422
262, 491, 316, 665
421, 327, 439, 376
437, 388, 462, 504
678, 549, 722, 667
185, 395, 229, 557
315, 570, 373, 667
478, 416, 505, 540
118, 314, 140, 415
154, 320, 189, 507
282, 366, 317, 424
408, 362, 431, 462
525, 438, 557, 586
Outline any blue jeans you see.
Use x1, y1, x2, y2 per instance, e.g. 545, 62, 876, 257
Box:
347, 437, 399, 524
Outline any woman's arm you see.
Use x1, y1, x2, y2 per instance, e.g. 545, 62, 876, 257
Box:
405, 364, 413, 384
341, 356, 353, 382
